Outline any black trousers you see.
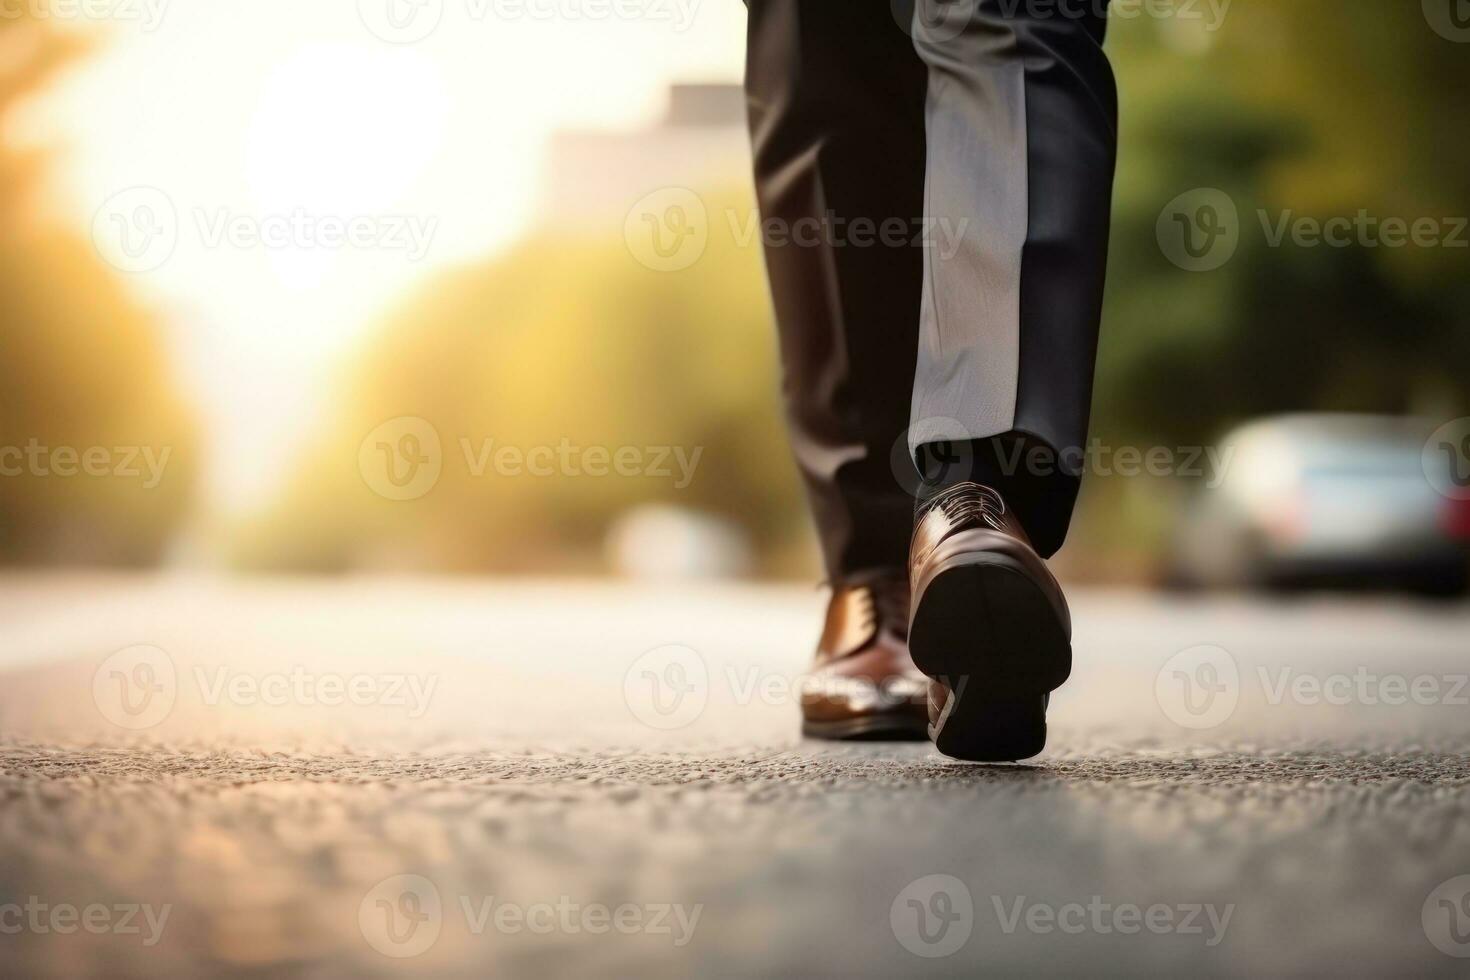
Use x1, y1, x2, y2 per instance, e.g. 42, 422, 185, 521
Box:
744, 0, 1117, 580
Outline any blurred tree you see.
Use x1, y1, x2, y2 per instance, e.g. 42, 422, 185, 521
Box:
1096, 1, 1470, 447
0, 15, 197, 564
1068, 0, 1470, 569
244, 1, 1469, 577
234, 189, 810, 574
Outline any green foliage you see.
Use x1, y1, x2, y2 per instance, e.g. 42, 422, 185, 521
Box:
1067, 2, 1470, 566
1096, 3, 1470, 448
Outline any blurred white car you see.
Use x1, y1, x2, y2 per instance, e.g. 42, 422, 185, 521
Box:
1167, 415, 1470, 595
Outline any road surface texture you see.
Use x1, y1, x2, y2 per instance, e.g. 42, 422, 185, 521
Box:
2, 573, 1469, 977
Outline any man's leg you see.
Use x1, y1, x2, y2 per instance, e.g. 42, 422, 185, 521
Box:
903, 0, 1117, 761
909, 0, 1118, 557
745, 0, 935, 742
744, 0, 929, 582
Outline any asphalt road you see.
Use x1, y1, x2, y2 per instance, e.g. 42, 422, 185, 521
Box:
1, 574, 1469, 977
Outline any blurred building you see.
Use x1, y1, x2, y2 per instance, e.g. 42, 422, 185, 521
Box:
538, 82, 750, 228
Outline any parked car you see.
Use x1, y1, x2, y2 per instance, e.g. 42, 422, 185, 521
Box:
1166, 415, 1470, 595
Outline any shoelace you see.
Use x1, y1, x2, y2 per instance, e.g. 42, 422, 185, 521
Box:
867, 576, 911, 635
917, 481, 1007, 531
824, 575, 910, 641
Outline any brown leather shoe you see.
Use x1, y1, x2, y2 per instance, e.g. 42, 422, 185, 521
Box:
908, 483, 1072, 762
799, 576, 929, 740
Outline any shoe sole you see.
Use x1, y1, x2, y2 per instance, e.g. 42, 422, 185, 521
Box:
801, 714, 930, 742
909, 555, 1071, 762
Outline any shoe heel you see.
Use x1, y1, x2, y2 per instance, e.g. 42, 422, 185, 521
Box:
910, 556, 1071, 761
931, 693, 1049, 763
